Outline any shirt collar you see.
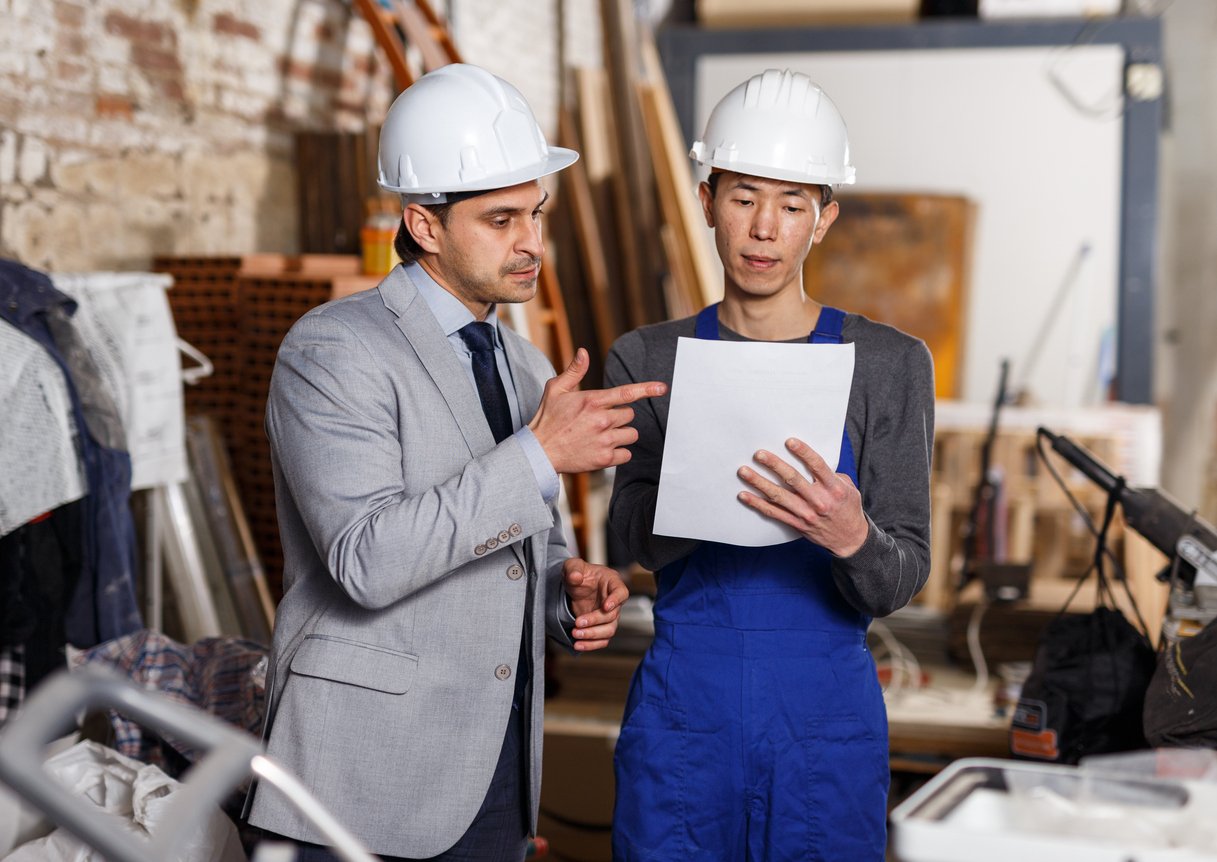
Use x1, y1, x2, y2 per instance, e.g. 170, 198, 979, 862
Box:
406, 261, 502, 346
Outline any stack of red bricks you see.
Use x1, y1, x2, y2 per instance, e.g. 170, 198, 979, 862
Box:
156, 254, 381, 598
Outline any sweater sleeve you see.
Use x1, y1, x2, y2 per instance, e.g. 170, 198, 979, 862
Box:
831, 338, 935, 618
604, 331, 701, 572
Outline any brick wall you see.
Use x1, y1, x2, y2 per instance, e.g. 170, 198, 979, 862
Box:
0, 0, 393, 271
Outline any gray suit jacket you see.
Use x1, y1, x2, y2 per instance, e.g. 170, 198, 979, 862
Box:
247, 265, 575, 858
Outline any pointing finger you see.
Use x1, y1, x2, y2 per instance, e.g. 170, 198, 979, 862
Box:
599, 381, 667, 408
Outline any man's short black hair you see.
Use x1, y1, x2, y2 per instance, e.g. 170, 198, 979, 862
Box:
705, 171, 833, 208
394, 201, 455, 265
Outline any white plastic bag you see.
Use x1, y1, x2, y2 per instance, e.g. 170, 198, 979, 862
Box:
2, 741, 245, 862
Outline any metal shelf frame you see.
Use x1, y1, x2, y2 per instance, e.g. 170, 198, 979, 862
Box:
658, 16, 1164, 404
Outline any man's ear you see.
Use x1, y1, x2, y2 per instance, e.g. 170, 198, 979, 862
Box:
812, 200, 839, 245
404, 203, 443, 255
697, 181, 716, 229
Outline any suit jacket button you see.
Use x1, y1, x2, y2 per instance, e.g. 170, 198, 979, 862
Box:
507, 564, 523, 580
498, 530, 511, 543
486, 537, 498, 550
475, 544, 487, 556
495, 664, 511, 680
509, 524, 522, 537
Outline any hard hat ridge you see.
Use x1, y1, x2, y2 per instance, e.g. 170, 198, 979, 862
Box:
691, 68, 855, 187
377, 63, 578, 203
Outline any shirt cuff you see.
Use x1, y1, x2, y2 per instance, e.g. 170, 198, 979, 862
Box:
515, 426, 560, 504
558, 589, 578, 632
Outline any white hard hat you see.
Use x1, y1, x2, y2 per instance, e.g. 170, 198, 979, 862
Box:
377, 63, 578, 204
690, 69, 855, 187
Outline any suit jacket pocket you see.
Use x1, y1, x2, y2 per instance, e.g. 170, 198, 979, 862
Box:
290, 634, 418, 694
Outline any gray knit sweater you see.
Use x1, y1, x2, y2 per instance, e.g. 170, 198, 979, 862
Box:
604, 312, 935, 618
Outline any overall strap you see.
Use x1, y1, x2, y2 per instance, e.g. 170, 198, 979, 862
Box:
810, 306, 847, 344
695, 303, 720, 340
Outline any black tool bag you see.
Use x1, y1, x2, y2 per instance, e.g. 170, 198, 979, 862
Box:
1011, 606, 1157, 763
1144, 619, 1217, 748
1010, 475, 1157, 763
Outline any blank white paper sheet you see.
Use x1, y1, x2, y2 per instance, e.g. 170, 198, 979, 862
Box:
654, 337, 856, 547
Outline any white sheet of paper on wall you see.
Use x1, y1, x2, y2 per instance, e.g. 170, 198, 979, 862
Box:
653, 337, 855, 548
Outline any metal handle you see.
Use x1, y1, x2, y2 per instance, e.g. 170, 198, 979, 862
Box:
0, 667, 379, 862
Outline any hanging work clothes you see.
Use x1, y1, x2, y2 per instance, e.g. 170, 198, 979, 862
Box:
0, 502, 83, 699
0, 314, 86, 535
0, 259, 141, 648
609, 304, 934, 861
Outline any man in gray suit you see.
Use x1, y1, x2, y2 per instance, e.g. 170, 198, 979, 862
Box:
246, 65, 665, 861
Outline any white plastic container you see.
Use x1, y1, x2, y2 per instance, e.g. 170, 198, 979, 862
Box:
891, 757, 1217, 862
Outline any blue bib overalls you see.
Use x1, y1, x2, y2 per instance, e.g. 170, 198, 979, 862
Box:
611, 305, 889, 862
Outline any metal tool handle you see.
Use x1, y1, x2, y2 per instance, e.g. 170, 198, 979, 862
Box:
0, 667, 379, 862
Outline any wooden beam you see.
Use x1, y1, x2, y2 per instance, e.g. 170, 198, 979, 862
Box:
414, 0, 464, 63
640, 32, 720, 308
350, 0, 414, 90
558, 106, 618, 358
393, 0, 451, 72
638, 81, 702, 317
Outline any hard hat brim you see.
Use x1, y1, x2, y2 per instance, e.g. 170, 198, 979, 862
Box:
378, 146, 580, 195
693, 154, 855, 187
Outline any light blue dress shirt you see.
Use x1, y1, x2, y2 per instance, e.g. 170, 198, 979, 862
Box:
408, 262, 561, 505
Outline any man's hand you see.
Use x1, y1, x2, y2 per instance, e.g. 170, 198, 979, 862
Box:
530, 348, 666, 474
562, 558, 629, 652
737, 437, 869, 557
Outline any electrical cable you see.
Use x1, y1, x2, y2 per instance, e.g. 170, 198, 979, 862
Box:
967, 598, 989, 694
1044, 18, 1125, 121
868, 620, 923, 694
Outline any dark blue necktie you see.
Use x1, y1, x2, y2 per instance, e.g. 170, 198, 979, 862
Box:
458, 321, 513, 444
459, 321, 530, 712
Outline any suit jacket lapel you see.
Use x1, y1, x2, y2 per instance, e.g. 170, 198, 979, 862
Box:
380, 266, 496, 457
382, 269, 548, 570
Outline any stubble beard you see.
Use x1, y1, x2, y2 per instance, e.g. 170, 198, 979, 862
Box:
447, 244, 541, 305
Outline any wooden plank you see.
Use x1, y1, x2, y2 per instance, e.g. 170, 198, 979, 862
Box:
638, 81, 701, 317
639, 32, 719, 309
575, 66, 629, 340
803, 193, 973, 399
350, 0, 414, 90
601, 0, 666, 326
576, 67, 614, 185
414, 0, 463, 63
658, 223, 696, 320
558, 106, 618, 356
696, 0, 917, 28
393, 0, 450, 73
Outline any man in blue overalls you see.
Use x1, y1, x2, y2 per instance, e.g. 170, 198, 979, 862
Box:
602, 70, 935, 860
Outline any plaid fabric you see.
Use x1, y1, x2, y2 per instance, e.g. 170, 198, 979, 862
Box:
72, 629, 267, 769
0, 644, 25, 725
